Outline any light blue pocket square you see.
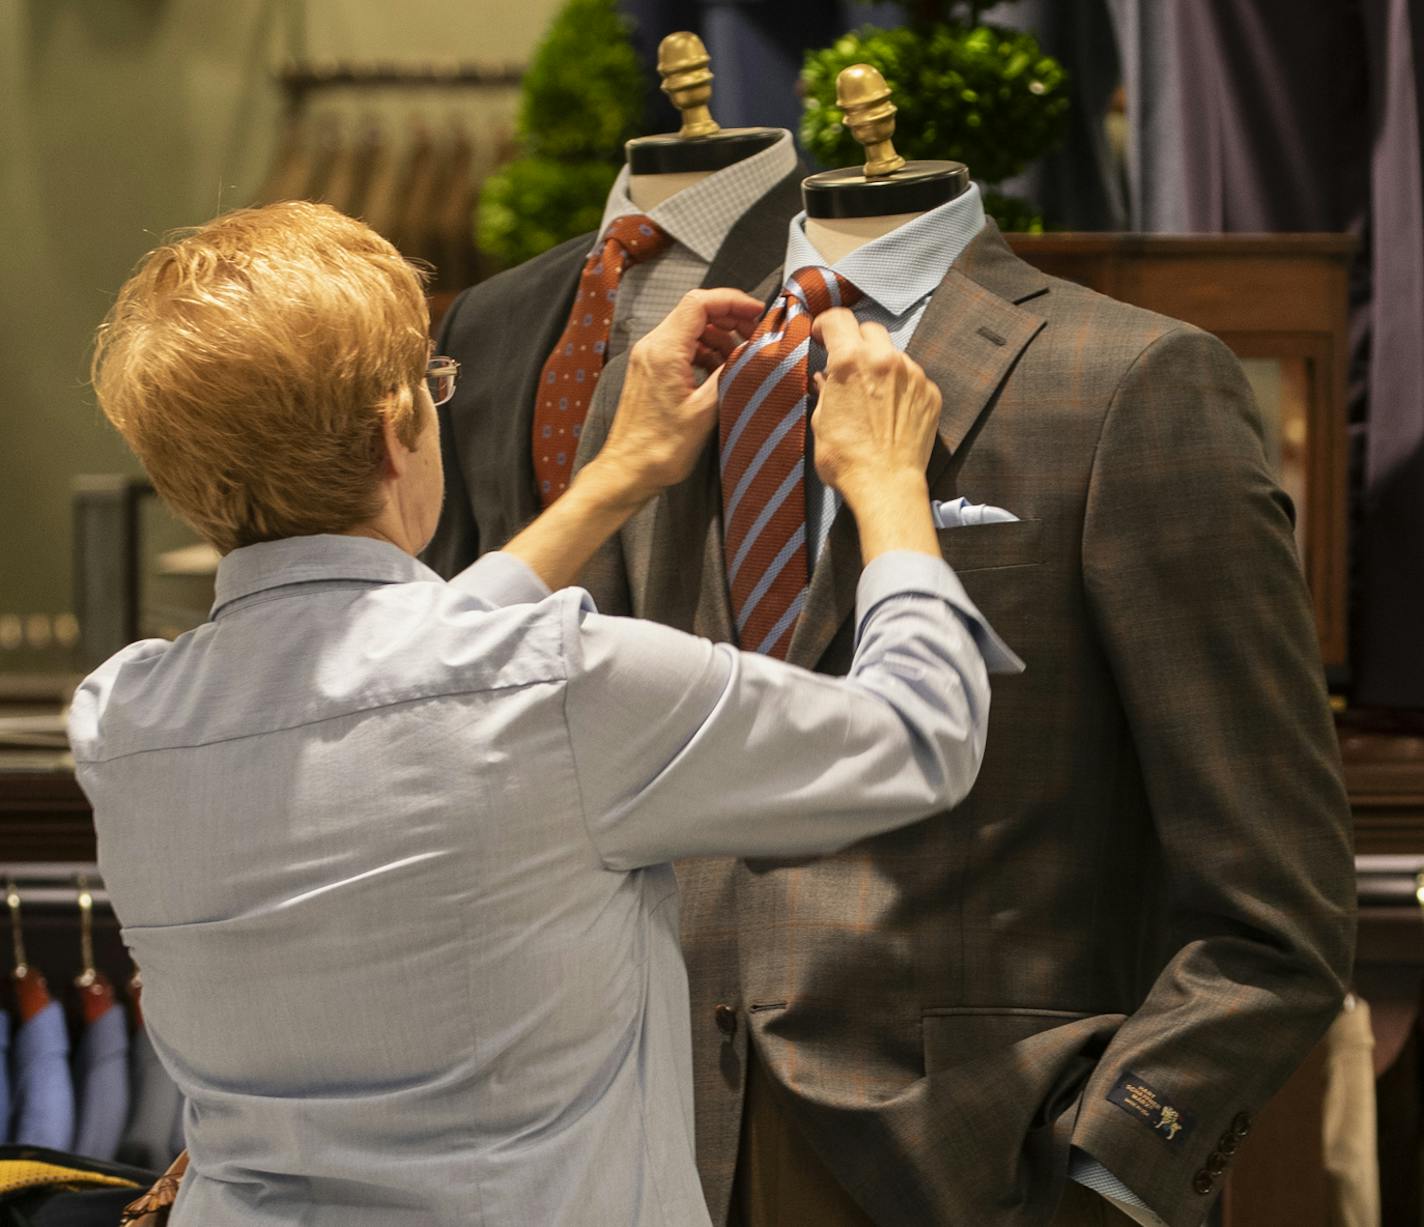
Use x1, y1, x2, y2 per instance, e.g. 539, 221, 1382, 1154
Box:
931, 497, 1020, 529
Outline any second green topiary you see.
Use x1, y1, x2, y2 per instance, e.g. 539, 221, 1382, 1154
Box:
800, 22, 1069, 230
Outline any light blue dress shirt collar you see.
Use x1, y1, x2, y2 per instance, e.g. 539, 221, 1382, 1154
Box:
781, 181, 987, 313
780, 185, 986, 564
212, 535, 547, 620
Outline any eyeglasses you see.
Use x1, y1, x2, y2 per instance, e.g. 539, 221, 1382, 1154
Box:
426, 356, 460, 407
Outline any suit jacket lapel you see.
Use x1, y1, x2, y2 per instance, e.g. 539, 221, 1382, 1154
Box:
786, 223, 1049, 672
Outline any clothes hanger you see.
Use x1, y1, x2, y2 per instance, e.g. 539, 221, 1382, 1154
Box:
73, 873, 116, 1028
801, 63, 970, 220
623, 32, 781, 195
6, 878, 52, 1024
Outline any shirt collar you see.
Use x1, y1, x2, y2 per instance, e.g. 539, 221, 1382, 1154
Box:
595, 130, 797, 263
781, 182, 987, 318
211, 534, 439, 617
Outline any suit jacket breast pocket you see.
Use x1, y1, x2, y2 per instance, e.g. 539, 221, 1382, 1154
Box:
937, 519, 1042, 573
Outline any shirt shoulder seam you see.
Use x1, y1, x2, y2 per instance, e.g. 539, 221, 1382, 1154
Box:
75, 675, 562, 765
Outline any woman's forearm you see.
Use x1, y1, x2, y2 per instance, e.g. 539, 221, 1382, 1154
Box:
500, 456, 650, 593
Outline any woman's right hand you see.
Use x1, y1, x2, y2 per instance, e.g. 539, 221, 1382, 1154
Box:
809, 308, 944, 563
597, 288, 763, 505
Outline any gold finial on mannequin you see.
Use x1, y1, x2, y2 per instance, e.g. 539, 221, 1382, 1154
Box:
658, 32, 721, 139
836, 63, 906, 178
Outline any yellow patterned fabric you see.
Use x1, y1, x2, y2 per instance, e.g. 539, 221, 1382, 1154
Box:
0, 1158, 140, 1197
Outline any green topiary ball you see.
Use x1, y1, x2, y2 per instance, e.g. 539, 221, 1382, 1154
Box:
801, 23, 1069, 195
517, 0, 647, 161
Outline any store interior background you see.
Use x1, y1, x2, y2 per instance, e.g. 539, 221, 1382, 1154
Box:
0, 0, 557, 656
4, 1, 1424, 1224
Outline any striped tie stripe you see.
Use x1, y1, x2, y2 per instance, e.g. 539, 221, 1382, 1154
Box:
717, 266, 862, 659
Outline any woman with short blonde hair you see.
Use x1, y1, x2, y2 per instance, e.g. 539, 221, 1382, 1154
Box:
72, 201, 1010, 1225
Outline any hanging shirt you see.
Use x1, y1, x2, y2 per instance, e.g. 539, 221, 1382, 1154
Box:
10, 998, 75, 1151
72, 999, 131, 1160
0, 1007, 10, 1142
596, 130, 797, 360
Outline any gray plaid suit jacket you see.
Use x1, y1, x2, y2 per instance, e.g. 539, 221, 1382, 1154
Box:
422, 169, 804, 576
572, 222, 1356, 1227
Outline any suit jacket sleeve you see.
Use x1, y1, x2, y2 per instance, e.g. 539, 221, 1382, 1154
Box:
570, 355, 633, 616
1073, 325, 1355, 1225
423, 287, 479, 578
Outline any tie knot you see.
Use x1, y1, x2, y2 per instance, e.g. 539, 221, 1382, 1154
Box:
602, 214, 671, 264
786, 266, 863, 316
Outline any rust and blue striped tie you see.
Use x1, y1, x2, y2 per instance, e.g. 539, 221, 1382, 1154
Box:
717, 267, 863, 658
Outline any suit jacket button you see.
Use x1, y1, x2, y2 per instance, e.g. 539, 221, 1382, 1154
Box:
714, 1004, 737, 1038
1219, 1133, 1239, 1155
1205, 1152, 1227, 1176
1193, 1171, 1214, 1195
1231, 1111, 1252, 1137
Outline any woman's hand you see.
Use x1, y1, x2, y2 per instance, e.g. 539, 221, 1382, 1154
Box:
809, 308, 945, 563
502, 288, 762, 592
596, 288, 764, 505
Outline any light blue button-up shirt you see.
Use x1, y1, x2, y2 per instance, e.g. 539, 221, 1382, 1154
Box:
69, 535, 1013, 1226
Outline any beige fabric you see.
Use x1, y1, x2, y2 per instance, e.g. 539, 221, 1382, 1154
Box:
1322, 996, 1380, 1227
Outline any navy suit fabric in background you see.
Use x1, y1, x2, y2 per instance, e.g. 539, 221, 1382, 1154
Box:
72, 1002, 130, 1162
0, 1009, 10, 1141
1172, 0, 1424, 708
9, 1001, 75, 1151
618, 1, 903, 137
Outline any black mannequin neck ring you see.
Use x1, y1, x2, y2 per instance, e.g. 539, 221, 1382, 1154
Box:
802, 160, 971, 219
626, 128, 782, 176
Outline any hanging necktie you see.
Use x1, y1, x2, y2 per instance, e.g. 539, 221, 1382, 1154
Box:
718, 266, 863, 659
532, 214, 672, 506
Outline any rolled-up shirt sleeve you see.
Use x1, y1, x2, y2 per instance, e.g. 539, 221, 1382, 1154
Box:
563, 551, 1022, 871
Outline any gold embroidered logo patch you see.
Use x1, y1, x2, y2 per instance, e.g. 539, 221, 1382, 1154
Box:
1107, 1072, 1197, 1145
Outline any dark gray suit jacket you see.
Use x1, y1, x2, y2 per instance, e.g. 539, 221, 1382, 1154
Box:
573, 223, 1356, 1227
421, 168, 804, 577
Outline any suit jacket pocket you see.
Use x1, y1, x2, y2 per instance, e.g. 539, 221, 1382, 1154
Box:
937, 519, 1042, 573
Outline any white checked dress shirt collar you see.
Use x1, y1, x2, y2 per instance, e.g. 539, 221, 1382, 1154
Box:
593, 130, 797, 359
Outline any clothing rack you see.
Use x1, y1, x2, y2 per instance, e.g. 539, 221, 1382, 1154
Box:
258, 59, 523, 299
277, 59, 526, 115
3, 863, 111, 913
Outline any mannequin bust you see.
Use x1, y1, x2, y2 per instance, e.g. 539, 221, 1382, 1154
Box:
803, 64, 970, 261
624, 32, 782, 211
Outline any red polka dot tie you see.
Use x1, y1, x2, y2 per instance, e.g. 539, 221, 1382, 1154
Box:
532, 214, 672, 506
